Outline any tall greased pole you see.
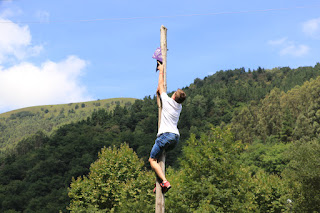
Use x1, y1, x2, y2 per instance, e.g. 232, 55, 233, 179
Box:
156, 25, 167, 213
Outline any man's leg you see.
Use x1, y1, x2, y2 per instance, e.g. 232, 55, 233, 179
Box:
149, 157, 167, 182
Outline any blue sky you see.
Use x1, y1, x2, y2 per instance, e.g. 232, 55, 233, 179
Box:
0, 0, 320, 113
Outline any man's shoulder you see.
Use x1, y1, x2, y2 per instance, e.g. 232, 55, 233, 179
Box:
160, 92, 169, 99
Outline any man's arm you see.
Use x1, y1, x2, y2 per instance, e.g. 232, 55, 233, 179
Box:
157, 62, 165, 95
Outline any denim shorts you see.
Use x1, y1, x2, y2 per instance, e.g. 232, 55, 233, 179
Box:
150, 132, 179, 159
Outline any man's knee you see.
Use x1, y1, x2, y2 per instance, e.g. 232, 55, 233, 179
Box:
149, 157, 156, 163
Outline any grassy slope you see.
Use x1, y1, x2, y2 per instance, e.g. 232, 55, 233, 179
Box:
0, 98, 136, 154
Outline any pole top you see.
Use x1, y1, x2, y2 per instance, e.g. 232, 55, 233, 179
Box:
161, 25, 167, 31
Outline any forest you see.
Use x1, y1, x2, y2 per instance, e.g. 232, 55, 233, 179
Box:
0, 98, 136, 155
1, 63, 320, 212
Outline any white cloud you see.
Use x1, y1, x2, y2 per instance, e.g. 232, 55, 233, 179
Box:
279, 44, 309, 57
0, 16, 92, 113
302, 17, 320, 39
35, 10, 50, 22
0, 8, 18, 18
0, 56, 91, 112
268, 37, 288, 46
0, 18, 42, 64
268, 38, 309, 57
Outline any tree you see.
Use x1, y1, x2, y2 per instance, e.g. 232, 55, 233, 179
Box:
257, 88, 283, 140
68, 144, 154, 212
187, 94, 207, 119
167, 127, 251, 212
166, 127, 290, 212
240, 140, 290, 175
231, 104, 259, 143
284, 139, 320, 212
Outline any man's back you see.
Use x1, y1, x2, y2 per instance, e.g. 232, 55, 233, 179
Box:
157, 92, 182, 136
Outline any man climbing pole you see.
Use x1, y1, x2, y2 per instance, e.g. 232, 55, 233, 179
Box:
149, 47, 186, 193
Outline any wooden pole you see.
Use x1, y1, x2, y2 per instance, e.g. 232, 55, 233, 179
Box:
156, 25, 167, 213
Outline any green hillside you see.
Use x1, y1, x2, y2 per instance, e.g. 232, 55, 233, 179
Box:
1, 63, 320, 212
0, 98, 136, 154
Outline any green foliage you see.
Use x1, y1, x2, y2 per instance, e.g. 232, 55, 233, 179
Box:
240, 140, 291, 175
246, 169, 289, 212
184, 64, 320, 138
9, 111, 35, 119
230, 72, 320, 212
232, 75, 320, 143
0, 121, 116, 212
2, 63, 320, 212
257, 88, 283, 139
231, 103, 259, 144
166, 127, 290, 212
66, 127, 290, 212
68, 144, 154, 212
0, 98, 136, 154
167, 127, 248, 212
284, 139, 320, 212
